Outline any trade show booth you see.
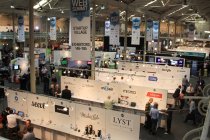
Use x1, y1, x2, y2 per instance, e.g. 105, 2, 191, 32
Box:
6, 88, 141, 140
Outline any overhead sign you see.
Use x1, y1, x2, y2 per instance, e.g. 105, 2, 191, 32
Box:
50, 17, 56, 40
110, 12, 120, 45
105, 20, 111, 36
188, 23, 195, 41
153, 21, 159, 40
70, 0, 91, 61
17, 16, 25, 42
131, 17, 141, 45
146, 19, 153, 42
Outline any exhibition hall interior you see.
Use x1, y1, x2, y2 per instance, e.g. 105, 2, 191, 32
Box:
0, 0, 210, 140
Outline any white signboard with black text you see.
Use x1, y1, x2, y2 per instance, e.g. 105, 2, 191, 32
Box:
70, 0, 91, 61
105, 20, 110, 36
106, 110, 140, 140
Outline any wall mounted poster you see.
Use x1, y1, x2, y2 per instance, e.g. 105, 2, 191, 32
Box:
105, 20, 110, 36
153, 21, 159, 40
146, 19, 153, 42
131, 17, 141, 45
70, 0, 91, 61
188, 23, 195, 41
110, 11, 120, 45
50, 17, 56, 40
17, 16, 25, 42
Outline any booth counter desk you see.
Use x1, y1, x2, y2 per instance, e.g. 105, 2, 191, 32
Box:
5, 88, 141, 140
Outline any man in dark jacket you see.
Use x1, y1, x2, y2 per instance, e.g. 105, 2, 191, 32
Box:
173, 85, 181, 106
61, 86, 71, 100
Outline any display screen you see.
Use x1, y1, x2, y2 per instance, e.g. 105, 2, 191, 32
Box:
13, 65, 20, 70
18, 111, 24, 117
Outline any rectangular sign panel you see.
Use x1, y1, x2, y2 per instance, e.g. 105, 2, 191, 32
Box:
153, 21, 159, 40
131, 17, 141, 45
110, 12, 120, 45
50, 17, 56, 40
105, 20, 110, 36
146, 19, 153, 42
70, 0, 91, 61
17, 16, 25, 42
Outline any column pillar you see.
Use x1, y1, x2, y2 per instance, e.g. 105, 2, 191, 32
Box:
12, 13, 16, 58
29, 0, 36, 93
123, 5, 128, 60
143, 18, 147, 62
91, 0, 96, 80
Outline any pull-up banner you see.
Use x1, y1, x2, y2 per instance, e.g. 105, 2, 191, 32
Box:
70, 0, 91, 61
146, 19, 153, 42
17, 16, 25, 42
50, 17, 56, 40
153, 21, 159, 40
110, 12, 120, 45
131, 17, 141, 45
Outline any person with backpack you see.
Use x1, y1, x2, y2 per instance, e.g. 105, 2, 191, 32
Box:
173, 85, 182, 107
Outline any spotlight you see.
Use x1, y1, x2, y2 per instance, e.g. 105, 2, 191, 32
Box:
10, 5, 15, 9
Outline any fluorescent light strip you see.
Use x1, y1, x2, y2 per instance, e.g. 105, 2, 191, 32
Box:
144, 0, 157, 7
34, 0, 52, 9
167, 5, 188, 16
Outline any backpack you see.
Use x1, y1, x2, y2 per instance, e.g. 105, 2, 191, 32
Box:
173, 88, 180, 98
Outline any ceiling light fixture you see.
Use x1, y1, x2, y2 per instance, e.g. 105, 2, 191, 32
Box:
34, 0, 52, 10
189, 6, 193, 11
61, 10, 64, 14
167, 5, 188, 16
10, 5, 15, 9
144, 0, 157, 7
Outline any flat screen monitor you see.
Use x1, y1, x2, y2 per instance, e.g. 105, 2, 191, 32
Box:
13, 65, 20, 70
17, 111, 24, 117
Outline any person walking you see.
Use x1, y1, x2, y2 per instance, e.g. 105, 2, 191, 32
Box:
144, 98, 153, 130
164, 104, 174, 134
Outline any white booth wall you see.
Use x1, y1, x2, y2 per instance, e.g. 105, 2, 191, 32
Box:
61, 76, 168, 110
6, 89, 140, 140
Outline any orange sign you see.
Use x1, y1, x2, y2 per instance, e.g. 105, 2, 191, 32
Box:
147, 92, 162, 99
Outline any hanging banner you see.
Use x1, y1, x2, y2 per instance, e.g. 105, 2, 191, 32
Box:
70, 0, 91, 61
146, 19, 153, 42
188, 23, 195, 41
17, 16, 25, 42
50, 17, 56, 40
131, 17, 141, 45
110, 12, 120, 45
153, 21, 159, 40
105, 20, 111, 36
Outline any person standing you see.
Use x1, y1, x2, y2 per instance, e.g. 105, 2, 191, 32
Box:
179, 90, 185, 110
182, 75, 189, 91
61, 85, 72, 100
196, 77, 205, 90
164, 104, 174, 134
173, 85, 182, 106
184, 99, 196, 125
144, 98, 153, 129
7, 110, 22, 133
150, 103, 159, 135
43, 75, 50, 94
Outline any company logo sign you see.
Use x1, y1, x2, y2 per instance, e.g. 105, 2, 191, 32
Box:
112, 114, 133, 131
162, 68, 171, 72
110, 12, 119, 26
71, 0, 89, 20
123, 90, 136, 94
101, 86, 113, 91
31, 101, 45, 109
148, 76, 158, 81
80, 112, 99, 120
55, 105, 69, 115
147, 92, 162, 99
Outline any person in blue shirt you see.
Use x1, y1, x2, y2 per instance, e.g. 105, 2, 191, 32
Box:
150, 102, 159, 135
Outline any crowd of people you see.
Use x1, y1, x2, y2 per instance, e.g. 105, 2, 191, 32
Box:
0, 107, 35, 140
